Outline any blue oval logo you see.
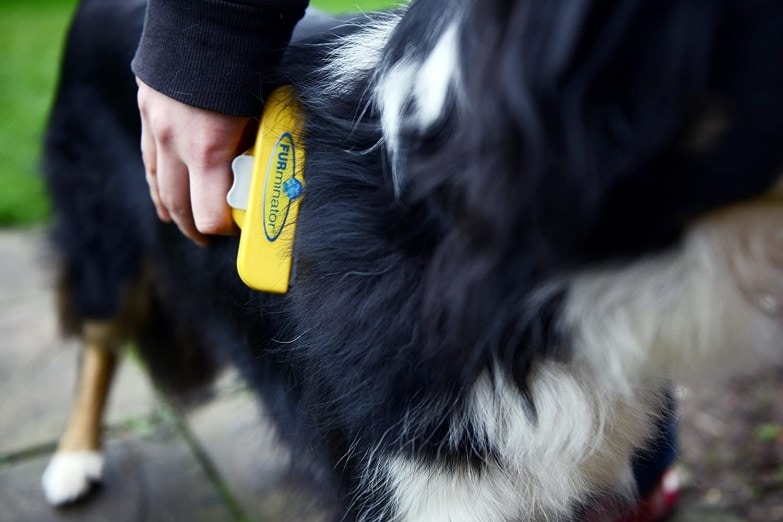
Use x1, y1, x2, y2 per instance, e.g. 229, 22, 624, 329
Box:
262, 133, 299, 242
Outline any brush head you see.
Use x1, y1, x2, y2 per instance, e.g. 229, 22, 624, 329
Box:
228, 86, 306, 294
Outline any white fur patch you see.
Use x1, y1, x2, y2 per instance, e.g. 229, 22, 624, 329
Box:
41, 451, 104, 505
376, 59, 418, 175
321, 12, 405, 96
384, 198, 783, 521
412, 24, 461, 131
564, 199, 783, 390
386, 365, 652, 521
318, 9, 462, 193
375, 22, 463, 191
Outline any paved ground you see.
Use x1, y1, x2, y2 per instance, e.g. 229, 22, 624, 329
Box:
0, 228, 325, 522
0, 228, 775, 521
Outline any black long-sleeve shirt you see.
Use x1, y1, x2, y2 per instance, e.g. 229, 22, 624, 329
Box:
132, 0, 309, 116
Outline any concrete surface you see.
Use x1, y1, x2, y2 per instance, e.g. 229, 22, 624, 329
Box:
0, 228, 321, 522
0, 228, 754, 521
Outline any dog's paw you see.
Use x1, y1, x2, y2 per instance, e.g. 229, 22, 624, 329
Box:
41, 451, 104, 506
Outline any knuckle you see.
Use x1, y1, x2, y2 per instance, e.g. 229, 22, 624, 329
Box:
154, 124, 175, 147
136, 93, 149, 115
144, 162, 157, 179
160, 194, 187, 218
189, 136, 229, 170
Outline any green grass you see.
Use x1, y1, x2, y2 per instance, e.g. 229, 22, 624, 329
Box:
0, 0, 399, 228
315, 0, 401, 12
0, 0, 79, 226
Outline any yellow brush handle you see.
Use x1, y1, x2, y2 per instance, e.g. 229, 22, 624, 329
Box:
232, 86, 305, 294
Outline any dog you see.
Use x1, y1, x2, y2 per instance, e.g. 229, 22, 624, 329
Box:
40, 0, 783, 520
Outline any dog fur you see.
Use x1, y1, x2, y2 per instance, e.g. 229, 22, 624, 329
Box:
43, 0, 783, 519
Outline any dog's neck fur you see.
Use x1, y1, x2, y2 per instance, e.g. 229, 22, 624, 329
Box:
276, 1, 783, 519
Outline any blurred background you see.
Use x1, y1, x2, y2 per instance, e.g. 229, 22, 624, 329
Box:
0, 0, 394, 228
0, 1, 781, 521
0, 0, 72, 226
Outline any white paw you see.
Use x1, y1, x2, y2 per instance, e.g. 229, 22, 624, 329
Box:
41, 451, 104, 506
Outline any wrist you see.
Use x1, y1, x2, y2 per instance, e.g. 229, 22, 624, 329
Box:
132, 0, 308, 116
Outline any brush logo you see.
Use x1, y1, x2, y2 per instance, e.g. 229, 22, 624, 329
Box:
262, 132, 302, 242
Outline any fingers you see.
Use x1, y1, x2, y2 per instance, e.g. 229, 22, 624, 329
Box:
188, 149, 236, 237
156, 141, 209, 247
139, 114, 171, 223
136, 78, 248, 246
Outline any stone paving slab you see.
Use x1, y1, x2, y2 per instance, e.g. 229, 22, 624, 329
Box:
185, 391, 327, 522
0, 227, 752, 521
0, 350, 158, 457
0, 229, 157, 456
0, 426, 234, 522
0, 228, 54, 299
0, 228, 315, 521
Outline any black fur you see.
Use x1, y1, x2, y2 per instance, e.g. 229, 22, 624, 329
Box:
45, 0, 783, 519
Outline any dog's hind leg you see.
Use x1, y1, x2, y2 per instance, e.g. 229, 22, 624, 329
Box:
40, 268, 150, 506
41, 320, 120, 506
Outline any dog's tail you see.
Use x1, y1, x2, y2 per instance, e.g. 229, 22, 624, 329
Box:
134, 283, 222, 401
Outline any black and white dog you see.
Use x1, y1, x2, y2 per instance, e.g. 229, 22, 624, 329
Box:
42, 0, 783, 520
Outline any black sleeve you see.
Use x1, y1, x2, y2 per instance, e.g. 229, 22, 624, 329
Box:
131, 0, 309, 116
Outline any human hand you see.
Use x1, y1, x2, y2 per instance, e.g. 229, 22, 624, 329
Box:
136, 78, 253, 246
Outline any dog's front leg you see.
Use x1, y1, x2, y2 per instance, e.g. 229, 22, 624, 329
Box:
41, 321, 119, 506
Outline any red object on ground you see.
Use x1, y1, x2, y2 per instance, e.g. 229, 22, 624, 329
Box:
618, 469, 680, 522
583, 468, 681, 522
